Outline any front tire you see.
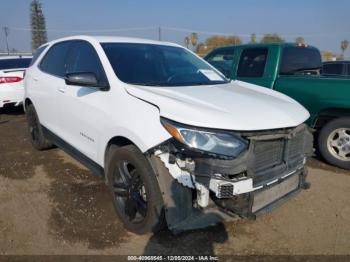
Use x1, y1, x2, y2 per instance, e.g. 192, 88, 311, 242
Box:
318, 117, 350, 170
26, 104, 53, 150
106, 144, 165, 234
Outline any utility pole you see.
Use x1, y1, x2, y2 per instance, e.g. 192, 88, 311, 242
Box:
158, 26, 162, 41
3, 27, 10, 55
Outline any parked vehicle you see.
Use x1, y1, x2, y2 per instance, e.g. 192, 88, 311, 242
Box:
322, 61, 350, 76
24, 36, 312, 234
0, 56, 32, 109
205, 43, 350, 170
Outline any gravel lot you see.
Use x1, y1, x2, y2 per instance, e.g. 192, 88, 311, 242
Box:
1, 107, 350, 257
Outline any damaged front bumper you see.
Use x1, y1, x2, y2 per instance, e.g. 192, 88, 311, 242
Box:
148, 124, 313, 233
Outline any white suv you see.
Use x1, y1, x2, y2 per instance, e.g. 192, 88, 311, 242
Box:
24, 36, 312, 234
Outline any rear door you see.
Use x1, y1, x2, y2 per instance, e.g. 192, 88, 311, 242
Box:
32, 41, 72, 134
57, 40, 109, 160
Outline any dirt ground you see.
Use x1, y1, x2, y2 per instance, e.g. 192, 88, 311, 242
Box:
0, 107, 350, 257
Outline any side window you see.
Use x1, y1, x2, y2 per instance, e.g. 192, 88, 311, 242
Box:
30, 45, 47, 66
348, 64, 350, 75
237, 48, 268, 78
66, 41, 108, 86
40, 42, 71, 77
322, 63, 343, 75
205, 48, 235, 78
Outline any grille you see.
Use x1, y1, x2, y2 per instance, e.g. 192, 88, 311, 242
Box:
217, 183, 234, 198
252, 173, 299, 213
288, 132, 304, 158
252, 129, 306, 185
253, 139, 284, 172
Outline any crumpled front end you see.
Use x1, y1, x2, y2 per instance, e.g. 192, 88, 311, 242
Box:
148, 124, 313, 233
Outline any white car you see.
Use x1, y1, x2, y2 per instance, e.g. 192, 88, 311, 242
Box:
0, 56, 32, 109
24, 36, 312, 234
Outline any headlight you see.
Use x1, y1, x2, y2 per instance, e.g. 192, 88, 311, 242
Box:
161, 118, 247, 157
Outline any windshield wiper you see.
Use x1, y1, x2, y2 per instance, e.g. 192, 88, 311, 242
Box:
129, 82, 164, 86
129, 80, 228, 87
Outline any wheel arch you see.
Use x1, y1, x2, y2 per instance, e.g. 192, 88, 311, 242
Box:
104, 136, 137, 166
24, 98, 33, 111
313, 108, 350, 130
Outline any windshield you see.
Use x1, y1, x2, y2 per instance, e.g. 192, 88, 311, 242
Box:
101, 43, 228, 86
279, 47, 322, 75
204, 47, 235, 78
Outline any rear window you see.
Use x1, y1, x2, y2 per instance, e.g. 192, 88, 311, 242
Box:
0, 58, 32, 70
280, 47, 321, 75
205, 48, 235, 78
322, 63, 344, 75
237, 48, 268, 77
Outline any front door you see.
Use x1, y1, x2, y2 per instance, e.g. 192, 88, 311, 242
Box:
57, 40, 110, 161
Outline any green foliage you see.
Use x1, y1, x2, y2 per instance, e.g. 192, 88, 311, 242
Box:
295, 36, 305, 44
196, 35, 242, 55
321, 51, 336, 61
250, 33, 257, 44
190, 32, 198, 47
31, 0, 48, 50
340, 39, 349, 57
184, 33, 198, 50
184, 36, 190, 49
260, 33, 285, 44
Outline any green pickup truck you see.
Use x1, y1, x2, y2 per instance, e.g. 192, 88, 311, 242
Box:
204, 43, 350, 169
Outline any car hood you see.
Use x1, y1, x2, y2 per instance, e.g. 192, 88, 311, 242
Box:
125, 80, 310, 131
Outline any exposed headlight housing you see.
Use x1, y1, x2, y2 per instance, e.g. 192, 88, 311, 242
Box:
161, 118, 247, 157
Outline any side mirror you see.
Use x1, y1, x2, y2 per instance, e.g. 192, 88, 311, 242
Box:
65, 72, 108, 90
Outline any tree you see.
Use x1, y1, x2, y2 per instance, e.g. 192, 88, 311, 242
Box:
321, 51, 336, 61
250, 33, 257, 44
196, 35, 242, 56
190, 32, 198, 47
31, 0, 48, 50
340, 39, 349, 59
295, 36, 305, 44
260, 33, 285, 44
184, 36, 190, 49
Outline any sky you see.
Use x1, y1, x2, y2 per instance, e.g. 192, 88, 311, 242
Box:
0, 0, 349, 56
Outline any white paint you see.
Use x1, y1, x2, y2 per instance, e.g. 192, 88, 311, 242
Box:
125, 80, 309, 131
0, 69, 27, 108
195, 183, 210, 208
155, 150, 195, 188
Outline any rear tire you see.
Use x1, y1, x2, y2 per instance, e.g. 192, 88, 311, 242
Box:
106, 144, 165, 234
26, 104, 53, 150
318, 117, 350, 170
